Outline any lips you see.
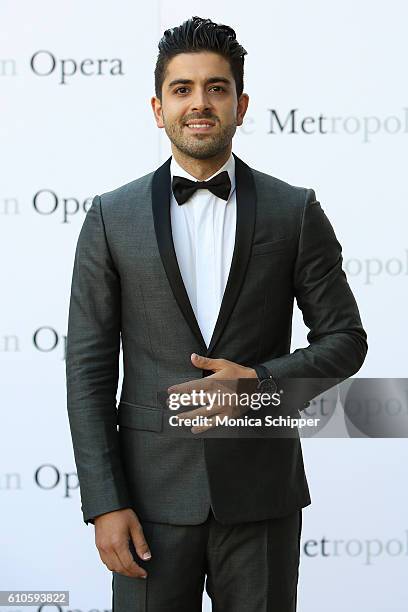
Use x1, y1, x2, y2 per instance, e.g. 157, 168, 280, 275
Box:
185, 118, 216, 133
185, 125, 214, 132
185, 119, 216, 127
185, 120, 215, 133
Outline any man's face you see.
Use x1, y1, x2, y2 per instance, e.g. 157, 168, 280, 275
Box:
151, 51, 249, 160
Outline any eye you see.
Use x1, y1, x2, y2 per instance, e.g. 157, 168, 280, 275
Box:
174, 85, 226, 95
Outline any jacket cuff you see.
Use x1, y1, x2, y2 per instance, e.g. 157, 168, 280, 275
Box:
82, 497, 132, 526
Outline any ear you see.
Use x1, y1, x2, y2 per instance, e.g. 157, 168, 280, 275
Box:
236, 93, 249, 126
151, 96, 164, 128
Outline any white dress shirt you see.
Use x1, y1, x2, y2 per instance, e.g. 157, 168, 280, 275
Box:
170, 152, 237, 347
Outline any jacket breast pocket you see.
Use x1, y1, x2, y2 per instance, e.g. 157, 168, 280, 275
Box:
117, 401, 163, 432
251, 238, 290, 256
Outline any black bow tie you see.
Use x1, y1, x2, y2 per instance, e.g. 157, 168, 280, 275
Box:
172, 171, 231, 205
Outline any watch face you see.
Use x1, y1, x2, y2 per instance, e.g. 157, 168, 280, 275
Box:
258, 378, 277, 394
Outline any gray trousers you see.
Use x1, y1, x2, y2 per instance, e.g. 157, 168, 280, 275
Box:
112, 507, 302, 611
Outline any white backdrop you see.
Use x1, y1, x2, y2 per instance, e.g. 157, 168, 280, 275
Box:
1, 1, 407, 611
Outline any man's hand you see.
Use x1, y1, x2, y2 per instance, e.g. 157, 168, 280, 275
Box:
94, 508, 151, 578
167, 353, 258, 433
190, 353, 257, 381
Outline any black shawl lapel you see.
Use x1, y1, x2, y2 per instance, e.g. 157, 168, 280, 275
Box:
151, 152, 256, 357
151, 155, 207, 351
206, 152, 256, 356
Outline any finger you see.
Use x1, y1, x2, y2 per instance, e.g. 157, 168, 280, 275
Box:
98, 547, 147, 579
191, 417, 217, 434
167, 376, 206, 397
191, 353, 228, 372
114, 542, 148, 578
176, 404, 222, 422
98, 550, 118, 572
130, 522, 152, 563
167, 376, 218, 402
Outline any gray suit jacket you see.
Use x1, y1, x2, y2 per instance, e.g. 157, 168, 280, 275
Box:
65, 152, 367, 526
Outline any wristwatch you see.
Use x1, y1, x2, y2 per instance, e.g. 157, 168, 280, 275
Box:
253, 364, 278, 394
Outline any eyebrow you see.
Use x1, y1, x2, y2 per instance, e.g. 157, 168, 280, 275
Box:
167, 76, 232, 89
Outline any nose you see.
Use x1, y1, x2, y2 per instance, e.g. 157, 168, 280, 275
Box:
190, 89, 212, 113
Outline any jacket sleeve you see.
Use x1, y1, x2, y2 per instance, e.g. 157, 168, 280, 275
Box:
65, 194, 132, 525
253, 188, 368, 409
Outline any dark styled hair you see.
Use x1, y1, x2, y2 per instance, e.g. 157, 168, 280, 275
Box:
154, 16, 247, 101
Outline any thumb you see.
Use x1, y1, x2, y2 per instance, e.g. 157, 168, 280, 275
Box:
191, 353, 221, 372
130, 522, 152, 561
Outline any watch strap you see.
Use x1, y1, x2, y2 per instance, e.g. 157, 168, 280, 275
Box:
253, 364, 272, 383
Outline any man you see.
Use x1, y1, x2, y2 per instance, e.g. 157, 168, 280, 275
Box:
65, 16, 367, 612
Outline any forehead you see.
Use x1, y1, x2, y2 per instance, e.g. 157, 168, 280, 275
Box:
164, 51, 232, 81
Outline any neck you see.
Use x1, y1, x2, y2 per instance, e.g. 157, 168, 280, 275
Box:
171, 144, 232, 181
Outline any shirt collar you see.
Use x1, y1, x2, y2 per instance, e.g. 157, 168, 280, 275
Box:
170, 152, 236, 203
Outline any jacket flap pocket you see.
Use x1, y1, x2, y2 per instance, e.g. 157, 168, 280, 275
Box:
252, 238, 290, 256
117, 402, 163, 432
